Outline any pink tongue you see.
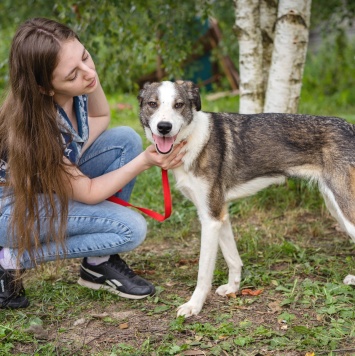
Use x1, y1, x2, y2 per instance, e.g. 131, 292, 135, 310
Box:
152, 134, 174, 154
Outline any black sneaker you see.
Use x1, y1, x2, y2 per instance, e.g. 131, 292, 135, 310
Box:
0, 265, 30, 309
78, 255, 155, 299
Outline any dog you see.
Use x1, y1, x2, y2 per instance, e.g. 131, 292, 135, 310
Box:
138, 80, 355, 317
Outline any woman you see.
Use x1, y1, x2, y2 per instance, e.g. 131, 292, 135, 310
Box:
0, 18, 184, 309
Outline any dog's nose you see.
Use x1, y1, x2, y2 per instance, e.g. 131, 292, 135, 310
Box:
157, 121, 172, 135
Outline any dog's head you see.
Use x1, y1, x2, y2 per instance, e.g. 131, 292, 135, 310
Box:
137, 80, 201, 155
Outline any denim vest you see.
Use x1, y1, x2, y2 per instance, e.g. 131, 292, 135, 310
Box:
58, 95, 89, 164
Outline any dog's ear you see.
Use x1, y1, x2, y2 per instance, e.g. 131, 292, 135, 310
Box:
177, 81, 201, 111
137, 82, 151, 107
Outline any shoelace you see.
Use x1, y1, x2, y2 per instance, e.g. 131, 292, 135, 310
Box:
109, 256, 136, 278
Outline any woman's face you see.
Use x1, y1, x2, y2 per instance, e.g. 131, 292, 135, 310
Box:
51, 38, 98, 105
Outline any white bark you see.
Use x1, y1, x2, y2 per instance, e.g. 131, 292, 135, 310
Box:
260, 0, 278, 93
264, 0, 312, 113
234, 0, 264, 114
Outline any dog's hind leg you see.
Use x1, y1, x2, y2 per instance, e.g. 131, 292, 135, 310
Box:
177, 216, 222, 318
343, 274, 355, 285
319, 180, 355, 285
320, 181, 355, 241
215, 212, 243, 297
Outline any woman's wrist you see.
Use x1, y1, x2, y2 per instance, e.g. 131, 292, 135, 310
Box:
137, 150, 154, 171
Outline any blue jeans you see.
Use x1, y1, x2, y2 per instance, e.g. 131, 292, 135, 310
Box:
0, 127, 147, 269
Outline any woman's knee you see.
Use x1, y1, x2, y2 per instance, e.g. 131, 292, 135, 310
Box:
118, 211, 147, 251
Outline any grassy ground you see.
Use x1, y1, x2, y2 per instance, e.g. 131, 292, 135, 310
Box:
1, 92, 355, 356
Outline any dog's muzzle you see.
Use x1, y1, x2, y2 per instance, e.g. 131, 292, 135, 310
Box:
153, 121, 177, 155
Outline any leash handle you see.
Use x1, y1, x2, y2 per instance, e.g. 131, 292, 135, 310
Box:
107, 169, 171, 222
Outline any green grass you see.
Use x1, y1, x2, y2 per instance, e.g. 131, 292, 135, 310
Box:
1, 92, 355, 355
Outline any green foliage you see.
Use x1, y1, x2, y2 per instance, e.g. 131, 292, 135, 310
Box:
300, 30, 355, 116
311, 0, 355, 30
1, 0, 354, 95
0, 0, 216, 93
55, 0, 214, 92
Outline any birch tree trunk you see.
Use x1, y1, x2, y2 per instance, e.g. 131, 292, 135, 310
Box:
264, 0, 312, 113
260, 0, 278, 94
234, 0, 311, 114
234, 0, 264, 114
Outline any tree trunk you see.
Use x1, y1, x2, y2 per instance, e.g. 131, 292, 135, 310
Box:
260, 0, 278, 94
264, 0, 312, 113
234, 0, 311, 114
234, 0, 264, 114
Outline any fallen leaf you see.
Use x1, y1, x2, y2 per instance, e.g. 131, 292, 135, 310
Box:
305, 353, 315, 356
226, 292, 237, 299
176, 258, 199, 266
241, 288, 264, 296
268, 301, 282, 313
73, 318, 86, 326
119, 323, 129, 329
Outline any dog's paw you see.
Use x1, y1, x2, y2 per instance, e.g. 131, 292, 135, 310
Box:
215, 283, 239, 297
177, 302, 202, 318
343, 274, 355, 286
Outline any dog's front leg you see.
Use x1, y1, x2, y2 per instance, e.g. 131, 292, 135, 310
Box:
177, 218, 221, 318
215, 215, 243, 296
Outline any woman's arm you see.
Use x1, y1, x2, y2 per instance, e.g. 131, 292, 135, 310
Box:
65, 142, 185, 204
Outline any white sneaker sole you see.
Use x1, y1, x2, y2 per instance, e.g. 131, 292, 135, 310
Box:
77, 278, 151, 300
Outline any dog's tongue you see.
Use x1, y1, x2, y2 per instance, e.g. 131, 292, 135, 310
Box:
152, 134, 175, 154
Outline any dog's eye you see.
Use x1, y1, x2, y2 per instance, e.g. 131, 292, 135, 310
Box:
175, 102, 184, 109
148, 101, 157, 108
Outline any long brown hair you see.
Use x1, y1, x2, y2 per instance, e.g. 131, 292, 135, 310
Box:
0, 18, 79, 267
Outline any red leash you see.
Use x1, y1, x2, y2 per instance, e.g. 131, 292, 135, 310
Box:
107, 169, 171, 222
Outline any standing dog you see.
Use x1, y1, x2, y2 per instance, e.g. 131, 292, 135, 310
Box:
138, 80, 355, 317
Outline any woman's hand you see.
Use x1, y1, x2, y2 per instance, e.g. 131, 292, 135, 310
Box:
143, 141, 186, 170
64, 141, 186, 205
